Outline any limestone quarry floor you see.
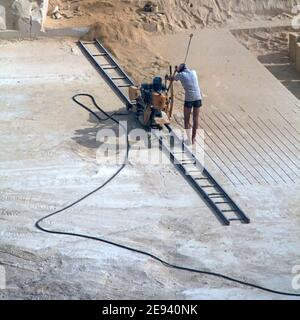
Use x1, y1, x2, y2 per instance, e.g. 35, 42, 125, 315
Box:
0, 34, 299, 300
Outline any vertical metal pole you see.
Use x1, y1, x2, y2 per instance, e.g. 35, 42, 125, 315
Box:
184, 34, 194, 64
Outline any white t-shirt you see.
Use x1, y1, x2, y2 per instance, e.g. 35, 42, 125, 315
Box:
174, 69, 202, 102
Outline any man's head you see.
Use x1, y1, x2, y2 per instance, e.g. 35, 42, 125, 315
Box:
177, 63, 187, 73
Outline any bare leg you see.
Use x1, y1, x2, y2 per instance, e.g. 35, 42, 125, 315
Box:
184, 106, 192, 144
192, 107, 200, 145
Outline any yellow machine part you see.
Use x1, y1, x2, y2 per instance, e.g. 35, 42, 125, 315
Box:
152, 93, 168, 111
129, 86, 140, 101
154, 111, 171, 127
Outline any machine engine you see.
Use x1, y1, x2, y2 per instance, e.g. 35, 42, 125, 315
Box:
129, 76, 174, 129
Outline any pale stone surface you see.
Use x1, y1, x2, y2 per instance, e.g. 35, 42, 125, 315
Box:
296, 43, 300, 72
0, 5, 6, 30
0, 37, 299, 300
289, 32, 300, 62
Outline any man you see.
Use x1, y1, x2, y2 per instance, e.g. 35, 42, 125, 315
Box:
169, 63, 202, 145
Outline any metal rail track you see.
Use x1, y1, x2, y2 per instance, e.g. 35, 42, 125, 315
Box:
79, 38, 250, 226
154, 126, 250, 225
78, 39, 134, 108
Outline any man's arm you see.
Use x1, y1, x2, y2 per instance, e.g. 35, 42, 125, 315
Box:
166, 73, 181, 82
166, 76, 175, 81
165, 66, 180, 81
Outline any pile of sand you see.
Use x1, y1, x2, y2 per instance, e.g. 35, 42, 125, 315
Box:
45, 0, 300, 82
82, 21, 170, 84
47, 0, 300, 31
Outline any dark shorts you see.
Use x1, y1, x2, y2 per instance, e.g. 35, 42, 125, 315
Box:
184, 100, 202, 108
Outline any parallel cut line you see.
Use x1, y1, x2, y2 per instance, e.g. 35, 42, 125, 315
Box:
204, 114, 263, 184
229, 113, 289, 183
174, 115, 239, 186
210, 112, 273, 184
219, 111, 280, 184
249, 115, 300, 175
247, 121, 296, 182
274, 108, 300, 135
258, 117, 300, 160
200, 147, 240, 187
202, 121, 252, 185
269, 119, 300, 148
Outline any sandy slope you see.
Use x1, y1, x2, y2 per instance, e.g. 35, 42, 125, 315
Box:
47, 0, 300, 30
45, 0, 300, 83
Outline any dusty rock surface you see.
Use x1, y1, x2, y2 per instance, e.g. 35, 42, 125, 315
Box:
0, 0, 300, 300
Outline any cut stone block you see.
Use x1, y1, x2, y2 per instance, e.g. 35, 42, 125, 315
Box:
1, 0, 49, 33
296, 43, 300, 73
289, 33, 300, 62
0, 5, 6, 30
18, 16, 43, 37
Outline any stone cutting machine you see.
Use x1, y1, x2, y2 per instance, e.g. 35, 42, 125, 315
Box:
128, 69, 176, 129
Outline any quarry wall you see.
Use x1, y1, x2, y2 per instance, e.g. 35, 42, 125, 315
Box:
0, 0, 48, 35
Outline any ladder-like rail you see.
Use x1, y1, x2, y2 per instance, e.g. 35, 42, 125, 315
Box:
153, 126, 250, 226
79, 39, 250, 226
78, 39, 134, 108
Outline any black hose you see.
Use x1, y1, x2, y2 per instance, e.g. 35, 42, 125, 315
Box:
35, 93, 300, 298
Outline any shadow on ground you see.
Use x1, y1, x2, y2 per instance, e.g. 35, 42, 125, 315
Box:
258, 51, 300, 100
72, 108, 138, 149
